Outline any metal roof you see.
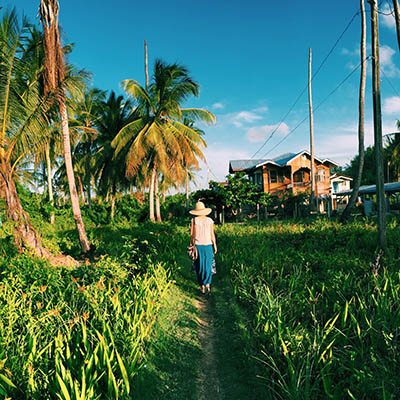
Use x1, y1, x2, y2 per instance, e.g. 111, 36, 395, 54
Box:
336, 181, 400, 196
229, 150, 338, 173
229, 159, 267, 173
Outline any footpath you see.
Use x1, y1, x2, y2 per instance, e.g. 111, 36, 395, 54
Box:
134, 255, 265, 400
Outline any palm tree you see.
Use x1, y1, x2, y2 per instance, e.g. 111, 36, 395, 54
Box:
112, 59, 215, 222
94, 91, 136, 220
69, 88, 106, 207
393, 0, 400, 52
341, 0, 367, 221
39, 0, 91, 254
0, 9, 76, 264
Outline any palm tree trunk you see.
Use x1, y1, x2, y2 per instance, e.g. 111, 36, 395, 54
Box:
111, 193, 115, 221
87, 179, 92, 208
0, 161, 77, 265
59, 100, 91, 253
77, 174, 85, 204
149, 166, 156, 222
369, 0, 387, 251
155, 174, 162, 222
186, 168, 190, 209
86, 155, 92, 208
393, 0, 400, 52
0, 164, 50, 256
45, 142, 55, 224
341, 0, 366, 222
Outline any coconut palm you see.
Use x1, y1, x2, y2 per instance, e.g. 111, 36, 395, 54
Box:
341, 0, 367, 221
39, 0, 91, 254
94, 91, 136, 220
69, 88, 106, 207
112, 59, 215, 222
0, 9, 73, 263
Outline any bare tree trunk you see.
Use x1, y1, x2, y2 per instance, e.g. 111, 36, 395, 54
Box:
110, 193, 115, 221
145, 40, 149, 90
149, 166, 156, 222
393, 0, 400, 52
368, 0, 387, 251
0, 162, 77, 266
155, 174, 162, 222
308, 48, 316, 211
341, 0, 367, 222
86, 155, 92, 209
76, 174, 85, 204
59, 101, 91, 253
87, 177, 92, 209
186, 167, 190, 209
45, 142, 55, 224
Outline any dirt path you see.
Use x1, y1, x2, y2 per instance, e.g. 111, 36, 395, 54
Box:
195, 294, 222, 400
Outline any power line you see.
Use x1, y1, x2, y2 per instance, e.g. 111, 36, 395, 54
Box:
251, 8, 360, 159
380, 67, 400, 97
260, 56, 371, 159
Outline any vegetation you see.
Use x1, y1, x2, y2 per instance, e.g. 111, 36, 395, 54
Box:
2, 2, 400, 399
218, 219, 400, 399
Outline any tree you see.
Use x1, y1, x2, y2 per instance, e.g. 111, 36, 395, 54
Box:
69, 87, 106, 207
393, 0, 400, 52
341, 0, 367, 221
112, 59, 215, 222
0, 9, 76, 265
368, 0, 387, 251
94, 91, 135, 221
39, 0, 91, 254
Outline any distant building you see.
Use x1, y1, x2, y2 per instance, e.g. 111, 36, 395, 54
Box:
229, 150, 338, 197
330, 173, 353, 210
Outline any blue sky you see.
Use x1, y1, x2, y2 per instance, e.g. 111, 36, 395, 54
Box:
9, 0, 400, 189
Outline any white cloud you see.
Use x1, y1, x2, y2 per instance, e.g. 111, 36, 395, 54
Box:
380, 45, 400, 77
246, 123, 289, 143
383, 96, 400, 115
212, 102, 224, 109
380, 4, 396, 29
234, 111, 263, 123
253, 106, 269, 113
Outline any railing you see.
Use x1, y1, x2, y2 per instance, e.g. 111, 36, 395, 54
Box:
293, 181, 310, 187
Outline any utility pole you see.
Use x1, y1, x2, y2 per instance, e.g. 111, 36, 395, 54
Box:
368, 0, 387, 251
308, 48, 316, 210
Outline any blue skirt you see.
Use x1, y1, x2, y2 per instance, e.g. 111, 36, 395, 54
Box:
195, 245, 213, 286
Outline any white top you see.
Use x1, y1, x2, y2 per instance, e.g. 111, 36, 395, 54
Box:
191, 216, 214, 245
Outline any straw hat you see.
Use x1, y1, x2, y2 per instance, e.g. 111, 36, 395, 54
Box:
189, 201, 212, 216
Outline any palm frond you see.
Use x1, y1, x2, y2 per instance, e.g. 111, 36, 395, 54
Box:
181, 108, 216, 125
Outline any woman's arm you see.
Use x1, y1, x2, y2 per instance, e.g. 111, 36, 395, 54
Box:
210, 221, 217, 254
190, 218, 195, 245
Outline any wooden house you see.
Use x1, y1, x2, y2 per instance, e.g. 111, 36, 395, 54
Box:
229, 150, 338, 197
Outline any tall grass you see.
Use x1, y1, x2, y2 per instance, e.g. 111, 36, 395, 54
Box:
218, 218, 400, 399
0, 226, 173, 399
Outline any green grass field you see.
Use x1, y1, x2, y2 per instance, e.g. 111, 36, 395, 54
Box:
1, 217, 400, 399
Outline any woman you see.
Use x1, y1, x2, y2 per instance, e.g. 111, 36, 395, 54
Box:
189, 201, 217, 295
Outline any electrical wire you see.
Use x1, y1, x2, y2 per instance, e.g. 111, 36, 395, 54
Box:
260, 56, 371, 159
251, 8, 360, 159
380, 67, 400, 97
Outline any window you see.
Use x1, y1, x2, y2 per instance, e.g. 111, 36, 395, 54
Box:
269, 169, 284, 183
316, 168, 326, 182
294, 170, 305, 183
255, 171, 263, 186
